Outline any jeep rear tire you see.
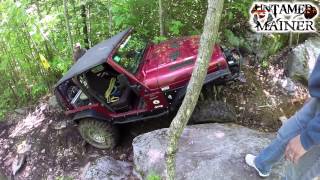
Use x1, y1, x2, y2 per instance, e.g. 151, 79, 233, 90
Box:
190, 100, 236, 124
78, 119, 119, 149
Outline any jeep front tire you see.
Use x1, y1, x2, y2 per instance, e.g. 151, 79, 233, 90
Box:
78, 119, 119, 149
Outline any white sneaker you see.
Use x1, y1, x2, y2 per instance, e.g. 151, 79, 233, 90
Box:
245, 154, 270, 177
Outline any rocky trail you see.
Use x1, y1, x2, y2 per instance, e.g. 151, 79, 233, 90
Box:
0, 36, 317, 179
0, 96, 174, 179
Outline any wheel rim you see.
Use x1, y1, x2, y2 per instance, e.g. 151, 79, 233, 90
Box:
85, 127, 112, 146
79, 119, 118, 149
88, 129, 106, 144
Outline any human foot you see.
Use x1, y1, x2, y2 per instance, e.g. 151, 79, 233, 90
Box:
245, 154, 270, 177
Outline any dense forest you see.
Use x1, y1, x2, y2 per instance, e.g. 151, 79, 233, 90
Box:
0, 0, 319, 119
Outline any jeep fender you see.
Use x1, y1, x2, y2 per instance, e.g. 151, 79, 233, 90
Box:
72, 110, 109, 123
170, 68, 231, 111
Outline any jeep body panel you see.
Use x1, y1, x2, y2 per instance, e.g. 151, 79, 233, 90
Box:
55, 28, 239, 124
134, 36, 229, 91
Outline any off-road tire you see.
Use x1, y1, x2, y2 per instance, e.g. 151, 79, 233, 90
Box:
78, 119, 119, 149
190, 100, 236, 124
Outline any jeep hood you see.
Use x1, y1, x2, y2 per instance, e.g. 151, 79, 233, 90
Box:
149, 36, 199, 66
56, 28, 131, 87
137, 36, 227, 90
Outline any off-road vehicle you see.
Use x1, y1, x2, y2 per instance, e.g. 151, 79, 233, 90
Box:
55, 28, 241, 149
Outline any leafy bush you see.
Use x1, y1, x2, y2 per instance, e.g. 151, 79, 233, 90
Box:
168, 20, 184, 36
147, 172, 161, 180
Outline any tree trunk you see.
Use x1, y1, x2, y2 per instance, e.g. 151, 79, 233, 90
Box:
71, 0, 81, 38
108, 0, 113, 36
81, 4, 90, 49
63, 0, 74, 52
296, 33, 300, 46
289, 32, 293, 48
87, 3, 92, 48
165, 0, 224, 179
34, 0, 42, 19
158, 0, 164, 36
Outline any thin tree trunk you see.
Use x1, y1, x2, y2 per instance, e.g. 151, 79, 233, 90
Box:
0, 45, 20, 106
165, 0, 224, 179
108, 0, 113, 36
158, 0, 164, 36
35, 0, 42, 19
289, 32, 293, 48
81, 4, 90, 49
63, 0, 74, 52
72, 0, 81, 38
87, 3, 92, 48
33, 6, 56, 60
8, 80, 19, 107
22, 23, 50, 90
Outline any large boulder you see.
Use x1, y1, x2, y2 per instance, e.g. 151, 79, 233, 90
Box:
287, 36, 320, 84
81, 156, 132, 180
133, 123, 286, 180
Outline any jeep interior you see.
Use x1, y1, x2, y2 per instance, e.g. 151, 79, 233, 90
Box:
55, 79, 88, 108
82, 63, 139, 112
70, 89, 90, 107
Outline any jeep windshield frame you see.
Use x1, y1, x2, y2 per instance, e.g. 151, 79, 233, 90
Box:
111, 33, 147, 74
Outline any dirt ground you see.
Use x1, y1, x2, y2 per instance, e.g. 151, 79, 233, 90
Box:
0, 53, 309, 180
227, 49, 308, 132
0, 99, 173, 179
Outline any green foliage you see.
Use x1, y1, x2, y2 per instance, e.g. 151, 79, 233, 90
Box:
261, 60, 269, 68
221, 0, 253, 33
147, 172, 161, 180
221, 0, 289, 67
261, 34, 287, 57
153, 36, 168, 44
0, 0, 292, 119
168, 20, 183, 36
115, 35, 146, 73
224, 29, 243, 47
255, 34, 288, 64
55, 176, 73, 180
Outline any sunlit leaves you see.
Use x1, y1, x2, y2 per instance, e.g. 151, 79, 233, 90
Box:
40, 54, 50, 70
169, 20, 183, 36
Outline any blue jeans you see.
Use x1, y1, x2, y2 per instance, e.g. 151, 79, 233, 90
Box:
254, 98, 320, 178
284, 145, 320, 180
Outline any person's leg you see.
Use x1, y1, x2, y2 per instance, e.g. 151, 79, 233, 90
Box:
284, 145, 320, 180
253, 98, 320, 174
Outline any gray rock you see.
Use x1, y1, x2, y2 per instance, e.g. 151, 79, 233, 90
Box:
287, 36, 320, 83
12, 154, 26, 176
51, 120, 67, 130
48, 95, 59, 109
133, 123, 286, 180
279, 78, 296, 95
81, 156, 132, 180
14, 108, 28, 115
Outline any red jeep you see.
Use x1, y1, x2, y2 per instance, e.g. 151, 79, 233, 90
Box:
55, 28, 240, 149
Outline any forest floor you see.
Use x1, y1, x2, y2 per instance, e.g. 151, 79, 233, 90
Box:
0, 52, 309, 179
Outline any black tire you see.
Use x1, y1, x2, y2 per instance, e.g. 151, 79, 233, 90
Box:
78, 119, 119, 149
190, 100, 236, 124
